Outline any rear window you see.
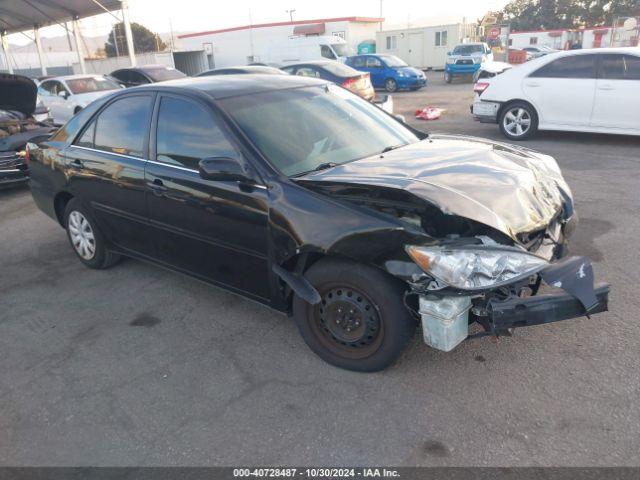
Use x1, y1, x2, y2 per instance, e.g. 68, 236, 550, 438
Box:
322, 62, 360, 77
144, 67, 186, 82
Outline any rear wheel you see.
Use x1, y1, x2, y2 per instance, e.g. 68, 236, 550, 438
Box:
384, 78, 398, 92
64, 199, 120, 269
293, 258, 416, 372
499, 102, 538, 140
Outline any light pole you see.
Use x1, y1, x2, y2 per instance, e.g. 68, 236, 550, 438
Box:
286, 9, 296, 22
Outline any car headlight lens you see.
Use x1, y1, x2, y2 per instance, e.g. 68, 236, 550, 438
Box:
405, 245, 548, 290
397, 71, 406, 77
446, 58, 456, 64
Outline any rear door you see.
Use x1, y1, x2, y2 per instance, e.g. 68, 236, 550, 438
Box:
524, 53, 598, 127
65, 93, 155, 254
145, 93, 271, 300
591, 53, 640, 132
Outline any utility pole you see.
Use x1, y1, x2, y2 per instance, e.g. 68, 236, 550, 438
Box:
286, 9, 296, 22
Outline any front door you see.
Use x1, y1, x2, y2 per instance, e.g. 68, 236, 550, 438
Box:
591, 53, 640, 132
408, 33, 424, 67
64, 93, 155, 254
39, 80, 71, 123
145, 94, 271, 301
524, 53, 598, 127
365, 56, 385, 87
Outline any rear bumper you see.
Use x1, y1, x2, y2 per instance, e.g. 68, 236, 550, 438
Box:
489, 283, 610, 331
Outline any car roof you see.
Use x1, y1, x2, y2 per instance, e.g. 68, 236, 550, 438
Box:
129, 74, 329, 100
42, 74, 107, 81
285, 60, 341, 67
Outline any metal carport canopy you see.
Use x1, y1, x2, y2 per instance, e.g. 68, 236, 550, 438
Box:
0, 0, 136, 74
0, 0, 121, 34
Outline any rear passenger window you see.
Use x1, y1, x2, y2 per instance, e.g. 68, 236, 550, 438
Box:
94, 95, 152, 158
530, 54, 597, 79
76, 122, 95, 148
155, 96, 239, 170
600, 54, 640, 80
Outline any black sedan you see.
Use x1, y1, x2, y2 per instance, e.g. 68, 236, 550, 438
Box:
108, 64, 186, 87
281, 60, 375, 101
28, 74, 608, 371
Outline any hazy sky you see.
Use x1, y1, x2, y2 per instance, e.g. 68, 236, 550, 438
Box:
9, 0, 510, 44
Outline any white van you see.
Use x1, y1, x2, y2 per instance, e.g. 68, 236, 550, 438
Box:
266, 36, 351, 65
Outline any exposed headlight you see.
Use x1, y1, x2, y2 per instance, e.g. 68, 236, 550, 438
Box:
446, 58, 456, 64
405, 245, 548, 290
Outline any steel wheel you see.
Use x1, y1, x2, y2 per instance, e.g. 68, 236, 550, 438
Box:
310, 285, 384, 360
385, 78, 397, 92
67, 210, 96, 260
502, 106, 532, 138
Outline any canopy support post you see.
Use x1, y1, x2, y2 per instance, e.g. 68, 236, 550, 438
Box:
34, 26, 47, 76
72, 17, 86, 74
120, 0, 136, 67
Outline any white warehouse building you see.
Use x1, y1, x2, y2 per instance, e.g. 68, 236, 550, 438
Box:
376, 23, 478, 70
178, 16, 383, 68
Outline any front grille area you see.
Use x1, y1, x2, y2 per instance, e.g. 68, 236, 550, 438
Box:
456, 59, 474, 65
0, 151, 25, 171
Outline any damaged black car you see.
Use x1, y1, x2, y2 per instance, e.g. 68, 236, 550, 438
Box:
27, 75, 609, 371
1, 73, 56, 189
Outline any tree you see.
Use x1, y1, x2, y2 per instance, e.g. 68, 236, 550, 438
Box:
499, 0, 640, 30
105, 22, 166, 57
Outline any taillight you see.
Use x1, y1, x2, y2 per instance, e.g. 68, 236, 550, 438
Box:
474, 82, 490, 95
342, 77, 357, 89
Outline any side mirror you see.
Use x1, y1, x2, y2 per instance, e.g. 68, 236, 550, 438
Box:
447, 51, 452, 56
394, 114, 406, 123
198, 157, 252, 182
58, 90, 69, 99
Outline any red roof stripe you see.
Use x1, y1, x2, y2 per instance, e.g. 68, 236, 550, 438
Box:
178, 17, 384, 39
512, 26, 613, 34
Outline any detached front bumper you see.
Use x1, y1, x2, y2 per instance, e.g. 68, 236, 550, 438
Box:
488, 283, 609, 332
416, 256, 610, 351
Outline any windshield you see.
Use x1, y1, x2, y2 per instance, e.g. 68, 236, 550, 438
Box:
452, 45, 484, 55
381, 55, 408, 67
331, 43, 350, 57
145, 67, 186, 82
66, 77, 120, 94
221, 84, 419, 176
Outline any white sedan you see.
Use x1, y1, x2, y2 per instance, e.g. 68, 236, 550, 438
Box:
472, 47, 640, 140
37, 75, 122, 125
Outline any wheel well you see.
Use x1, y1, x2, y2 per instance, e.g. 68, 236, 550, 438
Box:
498, 99, 538, 122
54, 191, 74, 226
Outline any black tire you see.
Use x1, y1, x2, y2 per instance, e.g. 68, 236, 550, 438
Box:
384, 78, 398, 93
444, 72, 452, 83
498, 101, 539, 141
293, 258, 416, 372
63, 198, 120, 269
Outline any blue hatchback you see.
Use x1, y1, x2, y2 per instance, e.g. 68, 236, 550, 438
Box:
346, 54, 427, 92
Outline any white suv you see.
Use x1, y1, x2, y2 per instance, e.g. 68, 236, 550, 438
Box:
472, 47, 640, 140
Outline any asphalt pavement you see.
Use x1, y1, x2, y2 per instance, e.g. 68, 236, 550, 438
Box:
1, 71, 639, 466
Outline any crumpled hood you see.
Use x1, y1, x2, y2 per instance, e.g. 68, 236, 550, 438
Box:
0, 73, 37, 116
296, 134, 573, 242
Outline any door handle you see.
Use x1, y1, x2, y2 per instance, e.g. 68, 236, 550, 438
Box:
69, 159, 84, 169
149, 178, 168, 195
525, 81, 541, 87
598, 84, 614, 91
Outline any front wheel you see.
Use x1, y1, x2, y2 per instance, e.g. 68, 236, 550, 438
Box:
444, 71, 452, 83
499, 102, 538, 140
293, 258, 416, 372
384, 78, 398, 92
